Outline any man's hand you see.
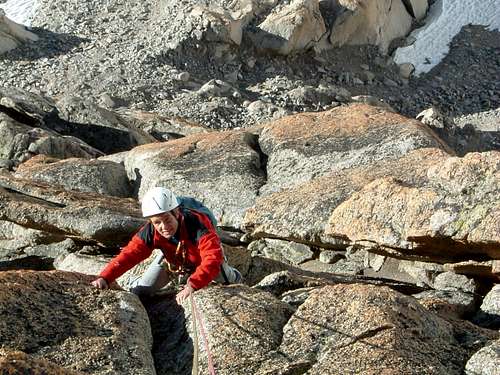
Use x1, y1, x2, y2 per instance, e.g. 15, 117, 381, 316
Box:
91, 277, 109, 289
176, 283, 194, 304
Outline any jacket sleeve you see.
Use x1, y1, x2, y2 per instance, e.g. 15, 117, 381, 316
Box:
188, 230, 224, 290
99, 234, 153, 284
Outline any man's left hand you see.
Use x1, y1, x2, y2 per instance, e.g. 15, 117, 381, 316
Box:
176, 283, 194, 304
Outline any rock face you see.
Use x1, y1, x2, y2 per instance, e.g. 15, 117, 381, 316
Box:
15, 155, 133, 198
330, 0, 419, 53
473, 284, 500, 329
145, 283, 491, 375
243, 147, 443, 248
102, 130, 265, 228
465, 339, 500, 375
253, 0, 327, 55
0, 270, 155, 374
0, 9, 38, 54
267, 284, 470, 374
0, 88, 156, 166
242, 104, 498, 266
0, 172, 143, 245
55, 95, 156, 154
0, 349, 83, 374
257, 103, 449, 195
326, 151, 500, 260
0, 85, 498, 375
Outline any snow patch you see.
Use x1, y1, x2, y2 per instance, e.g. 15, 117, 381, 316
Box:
0, 0, 38, 26
394, 0, 500, 76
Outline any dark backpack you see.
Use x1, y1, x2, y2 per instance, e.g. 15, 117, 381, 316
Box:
178, 196, 218, 228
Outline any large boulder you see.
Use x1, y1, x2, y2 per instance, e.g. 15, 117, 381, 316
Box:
148, 283, 493, 374
257, 103, 450, 195
326, 151, 500, 260
330, 0, 416, 53
244, 147, 449, 248
188, 4, 252, 46
0, 171, 143, 245
0, 112, 103, 164
102, 130, 265, 228
150, 0, 258, 52
251, 0, 327, 55
245, 146, 498, 263
466, 339, 500, 375
0, 9, 38, 55
473, 284, 500, 329
0, 218, 78, 271
55, 95, 156, 154
0, 270, 154, 374
149, 285, 294, 375
261, 283, 477, 374
15, 155, 132, 197
0, 87, 156, 159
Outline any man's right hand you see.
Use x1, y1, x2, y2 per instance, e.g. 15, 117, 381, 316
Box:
91, 277, 109, 289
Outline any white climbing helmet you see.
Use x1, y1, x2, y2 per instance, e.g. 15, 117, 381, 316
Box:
141, 187, 179, 218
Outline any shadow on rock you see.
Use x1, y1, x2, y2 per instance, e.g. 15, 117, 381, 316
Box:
142, 294, 194, 375
0, 27, 90, 61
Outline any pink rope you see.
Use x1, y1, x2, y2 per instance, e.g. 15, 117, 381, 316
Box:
191, 294, 216, 375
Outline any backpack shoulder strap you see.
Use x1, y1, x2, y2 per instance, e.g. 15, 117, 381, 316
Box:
178, 196, 218, 228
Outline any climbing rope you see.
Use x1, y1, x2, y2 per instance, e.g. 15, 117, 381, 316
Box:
190, 293, 216, 375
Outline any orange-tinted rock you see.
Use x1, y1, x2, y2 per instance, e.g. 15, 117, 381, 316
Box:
0, 270, 154, 374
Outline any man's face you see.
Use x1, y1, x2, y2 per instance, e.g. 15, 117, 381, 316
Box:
150, 210, 179, 239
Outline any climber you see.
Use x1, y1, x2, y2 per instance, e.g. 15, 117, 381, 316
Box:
91, 187, 242, 304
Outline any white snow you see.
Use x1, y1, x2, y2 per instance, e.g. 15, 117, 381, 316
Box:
394, 0, 500, 76
0, 0, 39, 26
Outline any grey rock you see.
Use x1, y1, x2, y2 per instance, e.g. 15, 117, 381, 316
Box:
330, 0, 413, 54
55, 95, 156, 154
244, 104, 451, 249
433, 271, 477, 294
0, 172, 143, 245
101, 130, 265, 228
0, 220, 77, 271
300, 258, 364, 275
287, 85, 351, 106
280, 286, 316, 307
384, 77, 399, 87
326, 151, 500, 261
54, 251, 110, 277
197, 79, 239, 98
15, 156, 132, 197
0, 9, 38, 55
248, 238, 314, 265
364, 253, 386, 271
350, 95, 394, 110
257, 103, 441, 196
413, 289, 476, 319
473, 284, 500, 329
251, 0, 326, 55
0, 112, 103, 163
318, 250, 343, 264
465, 339, 500, 375
265, 284, 471, 374
157, 285, 293, 375
0, 158, 13, 169
399, 260, 444, 287
399, 62, 415, 79
0, 270, 155, 374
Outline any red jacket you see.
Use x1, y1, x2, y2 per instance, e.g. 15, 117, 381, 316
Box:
100, 208, 224, 290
